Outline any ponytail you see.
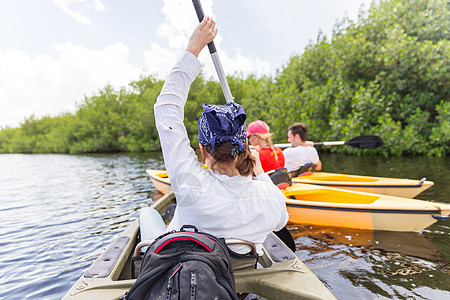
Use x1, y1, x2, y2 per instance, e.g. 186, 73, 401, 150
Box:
235, 143, 255, 177
257, 133, 278, 161
269, 145, 279, 162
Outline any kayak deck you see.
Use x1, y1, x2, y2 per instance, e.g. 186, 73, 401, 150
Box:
63, 191, 336, 300
292, 172, 434, 198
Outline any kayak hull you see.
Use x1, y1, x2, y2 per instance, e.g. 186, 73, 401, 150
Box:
292, 172, 434, 198
284, 184, 450, 231
63, 191, 336, 300
146, 169, 172, 195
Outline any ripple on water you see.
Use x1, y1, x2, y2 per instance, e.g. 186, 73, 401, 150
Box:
0, 153, 158, 299
1, 153, 449, 300
290, 223, 450, 299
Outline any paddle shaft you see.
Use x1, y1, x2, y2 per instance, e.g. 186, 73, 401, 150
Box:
275, 141, 345, 148
192, 0, 234, 103
310, 141, 345, 146
275, 135, 383, 149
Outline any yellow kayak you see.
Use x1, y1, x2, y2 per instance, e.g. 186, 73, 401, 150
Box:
283, 183, 450, 231
146, 169, 172, 195
292, 172, 434, 198
147, 169, 434, 198
63, 191, 336, 300
147, 169, 448, 232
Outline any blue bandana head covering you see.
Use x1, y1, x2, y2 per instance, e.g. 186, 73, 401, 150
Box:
198, 102, 247, 155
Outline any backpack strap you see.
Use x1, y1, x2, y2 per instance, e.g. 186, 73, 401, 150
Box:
153, 232, 216, 254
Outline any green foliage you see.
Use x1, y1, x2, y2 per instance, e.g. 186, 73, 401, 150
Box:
271, 0, 449, 156
0, 0, 448, 156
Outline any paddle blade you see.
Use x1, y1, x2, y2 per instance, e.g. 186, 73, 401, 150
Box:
345, 135, 384, 149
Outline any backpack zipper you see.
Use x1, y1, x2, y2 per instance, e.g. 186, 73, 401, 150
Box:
190, 272, 197, 300
180, 255, 237, 300
166, 262, 183, 300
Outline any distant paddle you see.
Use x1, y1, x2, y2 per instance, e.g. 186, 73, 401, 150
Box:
192, 0, 234, 103
275, 135, 384, 149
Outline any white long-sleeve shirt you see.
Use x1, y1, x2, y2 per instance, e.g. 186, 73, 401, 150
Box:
154, 51, 289, 255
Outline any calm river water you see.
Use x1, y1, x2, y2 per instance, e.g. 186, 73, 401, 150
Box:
0, 152, 448, 299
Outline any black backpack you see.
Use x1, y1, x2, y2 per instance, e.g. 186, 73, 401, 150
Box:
124, 225, 239, 300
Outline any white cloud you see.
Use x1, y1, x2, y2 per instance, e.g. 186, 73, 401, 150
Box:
93, 0, 105, 12
224, 51, 270, 77
0, 43, 143, 127
143, 43, 178, 79
0, 0, 271, 128
144, 0, 270, 80
52, 0, 106, 26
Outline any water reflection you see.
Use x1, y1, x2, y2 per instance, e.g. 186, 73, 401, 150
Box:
0, 153, 165, 299
0, 152, 448, 300
290, 224, 449, 299
290, 225, 442, 262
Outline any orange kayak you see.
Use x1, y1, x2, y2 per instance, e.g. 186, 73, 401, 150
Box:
283, 183, 449, 231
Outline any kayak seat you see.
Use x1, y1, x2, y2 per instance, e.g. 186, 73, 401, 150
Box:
132, 208, 258, 274
289, 163, 316, 179
132, 235, 257, 278
225, 239, 258, 271
268, 168, 291, 186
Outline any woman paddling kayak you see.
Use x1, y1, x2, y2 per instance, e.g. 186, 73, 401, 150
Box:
154, 16, 288, 255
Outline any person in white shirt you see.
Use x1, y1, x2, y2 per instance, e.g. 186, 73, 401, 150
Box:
283, 123, 322, 173
154, 16, 289, 255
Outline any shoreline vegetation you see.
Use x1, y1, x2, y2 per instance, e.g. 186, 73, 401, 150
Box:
1, 0, 448, 156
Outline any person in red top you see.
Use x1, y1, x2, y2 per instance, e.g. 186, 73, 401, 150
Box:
247, 120, 285, 172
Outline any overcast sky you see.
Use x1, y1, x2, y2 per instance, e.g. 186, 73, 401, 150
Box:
0, 0, 372, 128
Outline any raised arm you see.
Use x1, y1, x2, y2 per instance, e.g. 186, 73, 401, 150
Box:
154, 17, 217, 185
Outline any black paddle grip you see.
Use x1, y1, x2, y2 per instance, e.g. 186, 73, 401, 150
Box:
192, 0, 217, 54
